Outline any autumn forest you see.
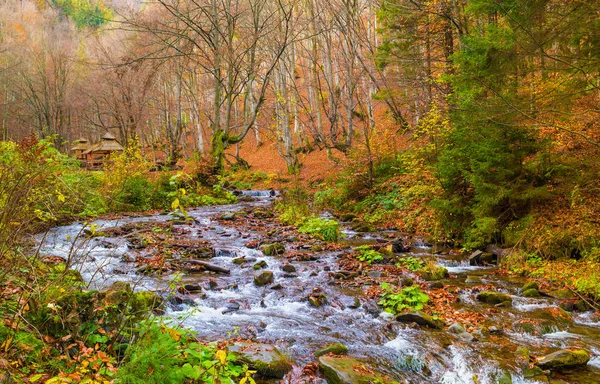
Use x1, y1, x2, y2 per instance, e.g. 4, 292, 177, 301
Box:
1, 0, 600, 383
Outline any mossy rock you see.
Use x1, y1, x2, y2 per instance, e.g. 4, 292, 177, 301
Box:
308, 293, 327, 307
315, 343, 348, 357
535, 349, 590, 370
396, 311, 444, 329
465, 276, 482, 284
420, 266, 448, 281
549, 289, 574, 299
318, 356, 395, 384
476, 291, 512, 305
254, 271, 274, 286
339, 213, 357, 222
101, 281, 133, 306
229, 342, 292, 379
132, 291, 164, 314
260, 243, 286, 256
351, 222, 375, 233
253, 260, 268, 270
522, 288, 541, 298
522, 281, 539, 291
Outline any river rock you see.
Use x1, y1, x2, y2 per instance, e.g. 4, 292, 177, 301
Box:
429, 281, 444, 289
281, 263, 296, 273
522, 288, 541, 298
315, 343, 348, 357
254, 271, 274, 286
232, 257, 246, 265
220, 212, 236, 220
535, 349, 590, 370
228, 342, 292, 379
420, 266, 448, 281
339, 213, 357, 222
448, 323, 466, 334
465, 276, 482, 284
253, 260, 268, 270
522, 281, 539, 291
223, 301, 240, 314
396, 311, 444, 329
260, 242, 286, 256
351, 222, 374, 233
318, 356, 393, 384
476, 291, 512, 305
309, 293, 327, 307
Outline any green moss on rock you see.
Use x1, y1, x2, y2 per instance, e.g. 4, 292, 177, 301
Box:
229, 342, 292, 379
315, 343, 348, 357
476, 291, 512, 305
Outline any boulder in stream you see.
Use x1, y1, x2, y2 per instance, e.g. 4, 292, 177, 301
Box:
260, 242, 286, 256
254, 271, 274, 286
318, 355, 394, 384
281, 263, 296, 273
396, 311, 444, 329
315, 343, 348, 357
308, 293, 327, 307
476, 291, 512, 305
228, 342, 292, 379
419, 266, 448, 281
535, 349, 590, 370
253, 260, 268, 270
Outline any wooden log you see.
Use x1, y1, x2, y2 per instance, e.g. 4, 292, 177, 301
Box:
176, 259, 230, 274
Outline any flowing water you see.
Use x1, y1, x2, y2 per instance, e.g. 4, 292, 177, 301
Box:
37, 193, 600, 383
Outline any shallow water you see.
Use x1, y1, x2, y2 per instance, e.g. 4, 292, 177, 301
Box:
38, 195, 600, 383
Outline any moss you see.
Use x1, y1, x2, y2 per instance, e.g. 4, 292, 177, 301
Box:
476, 291, 512, 305
260, 243, 285, 256
315, 343, 348, 357
420, 266, 448, 281
535, 349, 590, 370
522, 288, 541, 298
522, 281, 539, 291
318, 356, 394, 384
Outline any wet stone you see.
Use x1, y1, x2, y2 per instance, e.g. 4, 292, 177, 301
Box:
228, 342, 292, 379
253, 260, 268, 270
535, 349, 590, 370
281, 263, 296, 273
315, 343, 348, 357
476, 291, 512, 305
396, 311, 444, 329
254, 271, 274, 286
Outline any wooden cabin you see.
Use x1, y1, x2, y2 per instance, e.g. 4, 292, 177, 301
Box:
82, 132, 124, 169
71, 138, 90, 166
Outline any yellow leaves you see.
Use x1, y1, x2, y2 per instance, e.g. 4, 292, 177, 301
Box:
171, 198, 180, 210
2, 336, 13, 353
160, 324, 181, 342
216, 349, 227, 365
28, 374, 43, 383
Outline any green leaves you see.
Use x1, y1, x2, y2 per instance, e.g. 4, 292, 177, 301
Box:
355, 246, 384, 265
378, 284, 429, 315
298, 217, 341, 242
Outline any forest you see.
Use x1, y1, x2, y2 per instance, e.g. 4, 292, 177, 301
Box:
1, 0, 600, 382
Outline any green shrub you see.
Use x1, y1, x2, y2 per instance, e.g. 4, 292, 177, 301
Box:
115, 174, 153, 211
378, 283, 429, 315
298, 217, 340, 242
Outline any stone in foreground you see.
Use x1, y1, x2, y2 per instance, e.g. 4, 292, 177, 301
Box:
318, 355, 394, 384
229, 342, 292, 378
535, 349, 590, 370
